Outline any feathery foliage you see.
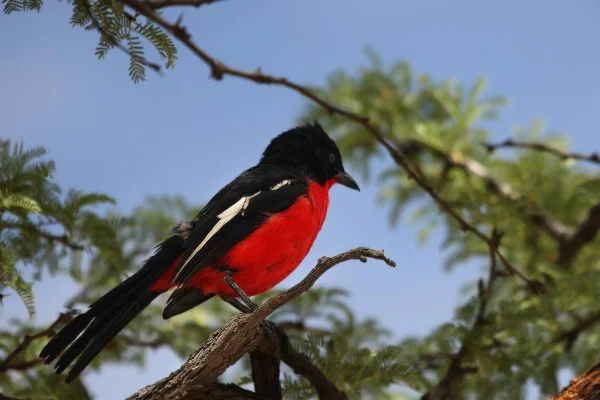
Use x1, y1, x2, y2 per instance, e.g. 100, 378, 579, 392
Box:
298, 49, 600, 399
3, 0, 177, 82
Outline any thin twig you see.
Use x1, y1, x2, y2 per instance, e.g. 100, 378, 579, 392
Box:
83, 0, 163, 76
252, 248, 395, 321
0, 222, 84, 250
0, 394, 29, 400
141, 0, 221, 9
0, 313, 72, 372
485, 139, 600, 166
117, 0, 540, 291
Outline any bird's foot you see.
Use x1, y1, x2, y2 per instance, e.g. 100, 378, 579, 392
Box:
222, 274, 259, 313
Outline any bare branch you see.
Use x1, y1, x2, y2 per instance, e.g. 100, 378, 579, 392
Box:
485, 139, 600, 166
128, 247, 393, 400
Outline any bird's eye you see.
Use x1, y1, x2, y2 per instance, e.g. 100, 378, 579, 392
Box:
328, 153, 336, 163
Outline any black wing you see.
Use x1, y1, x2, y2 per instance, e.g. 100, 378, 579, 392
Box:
170, 165, 307, 285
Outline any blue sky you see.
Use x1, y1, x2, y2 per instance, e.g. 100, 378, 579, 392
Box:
1, 0, 599, 398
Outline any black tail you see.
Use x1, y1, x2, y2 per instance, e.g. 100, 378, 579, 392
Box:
40, 235, 184, 383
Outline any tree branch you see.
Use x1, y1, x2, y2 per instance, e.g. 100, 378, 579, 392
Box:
275, 326, 348, 400
551, 360, 600, 400
550, 310, 600, 352
396, 137, 573, 243
422, 230, 502, 400
0, 312, 72, 373
82, 0, 162, 76
144, 0, 220, 9
484, 139, 600, 166
556, 203, 600, 268
120, 0, 539, 291
250, 325, 282, 400
128, 247, 394, 400
0, 222, 84, 250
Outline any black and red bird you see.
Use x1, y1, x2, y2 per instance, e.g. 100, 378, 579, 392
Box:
40, 122, 360, 382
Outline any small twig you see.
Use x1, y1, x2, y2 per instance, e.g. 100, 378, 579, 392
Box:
0, 222, 84, 251
252, 247, 395, 322
82, 0, 163, 76
122, 337, 168, 349
485, 139, 600, 166
141, 0, 221, 9
0, 313, 72, 372
0, 393, 29, 400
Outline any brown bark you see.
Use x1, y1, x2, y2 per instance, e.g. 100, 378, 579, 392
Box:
551, 361, 600, 400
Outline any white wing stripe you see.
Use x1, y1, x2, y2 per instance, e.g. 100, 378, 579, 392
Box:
270, 179, 292, 191
174, 178, 293, 281
175, 191, 261, 280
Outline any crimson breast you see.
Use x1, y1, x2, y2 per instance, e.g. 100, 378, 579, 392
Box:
189, 179, 331, 297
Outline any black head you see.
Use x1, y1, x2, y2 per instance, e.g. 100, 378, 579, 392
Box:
259, 122, 359, 191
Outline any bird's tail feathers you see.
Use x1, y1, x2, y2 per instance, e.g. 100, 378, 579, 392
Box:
39, 235, 183, 382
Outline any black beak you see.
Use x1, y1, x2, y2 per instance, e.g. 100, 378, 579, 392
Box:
335, 171, 360, 191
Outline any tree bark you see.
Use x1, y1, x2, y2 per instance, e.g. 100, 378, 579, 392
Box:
551, 361, 600, 400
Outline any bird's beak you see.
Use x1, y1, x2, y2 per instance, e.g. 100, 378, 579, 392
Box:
335, 171, 360, 191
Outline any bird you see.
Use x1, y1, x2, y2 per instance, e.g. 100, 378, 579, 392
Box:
39, 121, 360, 383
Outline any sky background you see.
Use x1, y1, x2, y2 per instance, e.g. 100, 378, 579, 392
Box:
1, 0, 599, 398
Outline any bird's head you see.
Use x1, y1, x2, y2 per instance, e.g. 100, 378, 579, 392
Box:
259, 122, 360, 191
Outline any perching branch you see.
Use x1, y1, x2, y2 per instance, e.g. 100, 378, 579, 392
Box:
119, 0, 539, 291
484, 139, 600, 166
128, 247, 394, 400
